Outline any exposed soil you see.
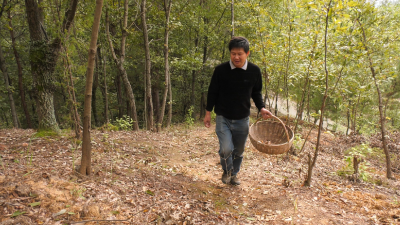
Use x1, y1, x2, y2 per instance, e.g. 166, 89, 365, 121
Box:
0, 120, 400, 224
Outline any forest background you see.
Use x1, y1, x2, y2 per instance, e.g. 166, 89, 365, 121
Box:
0, 0, 399, 137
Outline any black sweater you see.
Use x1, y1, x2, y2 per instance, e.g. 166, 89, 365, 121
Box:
206, 61, 265, 120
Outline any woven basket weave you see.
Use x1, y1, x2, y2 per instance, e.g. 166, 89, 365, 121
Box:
249, 115, 294, 155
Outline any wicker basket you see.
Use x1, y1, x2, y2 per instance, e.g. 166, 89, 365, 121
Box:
249, 115, 294, 155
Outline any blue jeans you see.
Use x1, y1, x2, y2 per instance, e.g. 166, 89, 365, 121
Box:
215, 115, 249, 176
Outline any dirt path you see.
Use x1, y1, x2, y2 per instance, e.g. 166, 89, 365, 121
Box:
0, 126, 399, 224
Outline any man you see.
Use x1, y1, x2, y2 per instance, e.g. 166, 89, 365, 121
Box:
203, 36, 272, 185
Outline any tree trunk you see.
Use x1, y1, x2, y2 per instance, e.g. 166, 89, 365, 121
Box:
346, 103, 350, 135
167, 69, 172, 127
152, 77, 160, 126
255, 13, 271, 111
25, 0, 79, 132
200, 92, 207, 119
158, 0, 172, 132
141, 0, 154, 131
80, 0, 103, 176
0, 41, 19, 128
115, 74, 124, 118
98, 47, 109, 124
357, 19, 393, 179
63, 48, 82, 139
8, 12, 32, 128
190, 34, 199, 111
106, 3, 139, 130
92, 49, 100, 127
304, 0, 331, 186
284, 1, 292, 122
231, 0, 234, 37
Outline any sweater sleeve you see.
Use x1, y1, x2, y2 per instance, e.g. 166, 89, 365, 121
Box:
206, 67, 219, 112
251, 67, 265, 111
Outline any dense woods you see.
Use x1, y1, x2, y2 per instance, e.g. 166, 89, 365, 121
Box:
0, 0, 399, 134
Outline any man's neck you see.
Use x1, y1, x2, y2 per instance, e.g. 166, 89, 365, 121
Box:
229, 60, 248, 70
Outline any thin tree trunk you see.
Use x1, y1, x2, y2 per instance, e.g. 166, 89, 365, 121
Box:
346, 102, 350, 135
115, 74, 123, 118
152, 81, 160, 127
256, 13, 271, 110
92, 48, 100, 127
304, 0, 331, 186
298, 34, 318, 121
158, 0, 172, 131
98, 46, 109, 124
231, 0, 234, 37
106, 4, 139, 130
357, 19, 393, 179
274, 77, 280, 116
63, 48, 82, 139
8, 12, 32, 128
141, 0, 154, 131
284, 0, 292, 123
0, 42, 18, 128
167, 70, 172, 127
191, 35, 199, 111
80, 0, 103, 176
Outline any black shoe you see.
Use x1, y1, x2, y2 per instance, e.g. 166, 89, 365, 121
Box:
230, 175, 240, 185
221, 171, 231, 184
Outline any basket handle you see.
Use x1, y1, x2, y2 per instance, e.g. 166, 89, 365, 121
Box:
254, 115, 290, 143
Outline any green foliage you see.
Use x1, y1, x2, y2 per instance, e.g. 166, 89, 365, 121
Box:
292, 134, 304, 151
114, 115, 134, 131
100, 123, 119, 131
337, 144, 373, 182
210, 110, 217, 122
185, 106, 195, 128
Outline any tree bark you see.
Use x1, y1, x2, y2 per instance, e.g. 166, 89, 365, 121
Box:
284, 0, 292, 122
158, 0, 172, 132
0, 40, 19, 128
167, 69, 172, 127
106, 3, 139, 130
80, 0, 103, 176
98, 47, 109, 124
92, 48, 100, 127
357, 19, 393, 179
8, 12, 32, 128
115, 74, 124, 118
141, 0, 154, 130
231, 0, 234, 37
24, 0, 79, 132
304, 0, 331, 186
63, 48, 82, 139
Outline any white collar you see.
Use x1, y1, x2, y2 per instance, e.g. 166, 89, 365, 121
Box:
229, 60, 248, 70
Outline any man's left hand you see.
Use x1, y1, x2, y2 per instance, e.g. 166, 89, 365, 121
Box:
260, 108, 273, 120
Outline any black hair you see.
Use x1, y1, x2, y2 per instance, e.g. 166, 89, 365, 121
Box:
228, 36, 250, 53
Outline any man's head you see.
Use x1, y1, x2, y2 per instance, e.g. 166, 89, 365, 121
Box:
229, 36, 250, 68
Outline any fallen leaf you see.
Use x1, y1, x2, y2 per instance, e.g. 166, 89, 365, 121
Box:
29, 202, 41, 207
11, 210, 26, 218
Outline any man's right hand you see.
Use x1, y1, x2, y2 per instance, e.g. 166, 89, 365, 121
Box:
204, 111, 211, 128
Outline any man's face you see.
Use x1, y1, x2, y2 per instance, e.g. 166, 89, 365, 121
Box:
230, 47, 250, 68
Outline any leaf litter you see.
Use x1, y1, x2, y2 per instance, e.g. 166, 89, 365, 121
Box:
0, 124, 399, 224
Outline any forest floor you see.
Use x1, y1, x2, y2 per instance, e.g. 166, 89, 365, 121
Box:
1, 118, 400, 224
